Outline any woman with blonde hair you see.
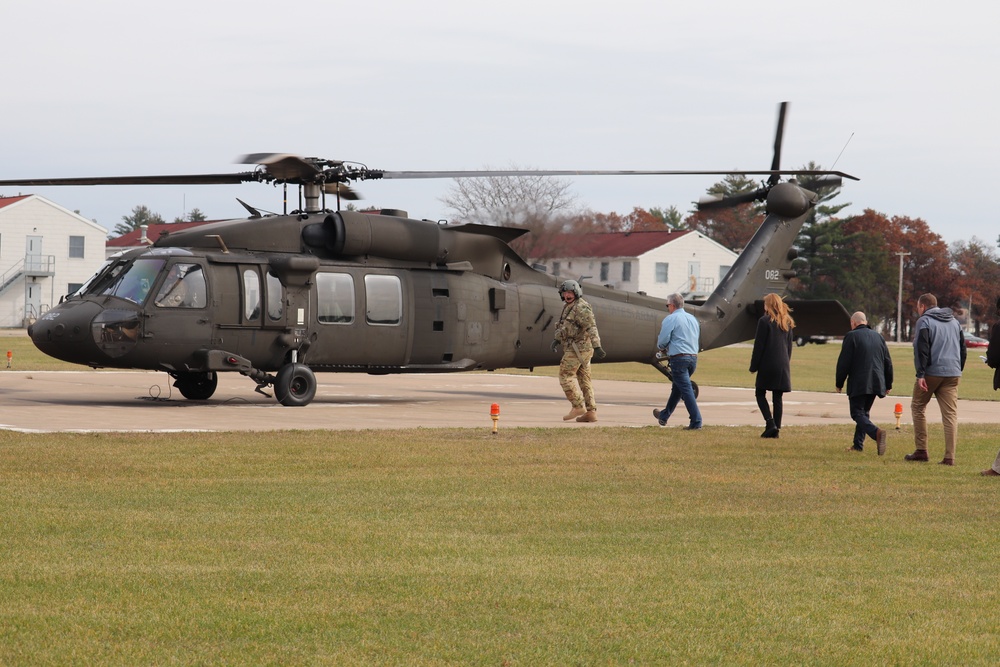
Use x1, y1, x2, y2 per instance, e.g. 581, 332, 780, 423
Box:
749, 293, 795, 438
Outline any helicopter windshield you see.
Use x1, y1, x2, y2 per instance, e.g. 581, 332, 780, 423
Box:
95, 258, 167, 305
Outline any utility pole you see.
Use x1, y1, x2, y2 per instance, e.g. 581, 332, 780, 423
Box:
896, 252, 911, 342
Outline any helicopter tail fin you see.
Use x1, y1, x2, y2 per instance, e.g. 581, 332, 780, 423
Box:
695, 184, 850, 349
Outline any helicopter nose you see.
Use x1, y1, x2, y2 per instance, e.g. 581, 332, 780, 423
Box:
29, 299, 125, 365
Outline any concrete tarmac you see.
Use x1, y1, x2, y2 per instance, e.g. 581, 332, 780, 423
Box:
2, 369, 997, 433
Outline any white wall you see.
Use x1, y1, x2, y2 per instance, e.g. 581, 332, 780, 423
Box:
0, 196, 107, 327
636, 233, 736, 299
543, 233, 738, 301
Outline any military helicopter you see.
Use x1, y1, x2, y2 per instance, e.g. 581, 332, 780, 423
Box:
1, 103, 856, 406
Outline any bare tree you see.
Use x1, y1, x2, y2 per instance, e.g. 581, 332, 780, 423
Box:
439, 167, 579, 227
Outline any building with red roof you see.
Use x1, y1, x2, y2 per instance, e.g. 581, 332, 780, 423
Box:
525, 229, 738, 300
105, 220, 215, 257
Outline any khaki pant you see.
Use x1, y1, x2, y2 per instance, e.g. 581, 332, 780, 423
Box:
559, 348, 595, 411
911, 375, 960, 460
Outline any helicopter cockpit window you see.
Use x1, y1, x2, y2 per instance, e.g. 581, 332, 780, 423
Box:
154, 263, 206, 309
71, 259, 113, 298
243, 269, 261, 321
317, 272, 355, 324
266, 272, 283, 321
100, 258, 166, 305
364, 274, 402, 326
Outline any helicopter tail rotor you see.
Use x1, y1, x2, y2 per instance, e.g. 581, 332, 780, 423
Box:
695, 102, 805, 213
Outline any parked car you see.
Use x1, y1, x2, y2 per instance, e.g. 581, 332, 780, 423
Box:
795, 335, 837, 347
963, 332, 989, 348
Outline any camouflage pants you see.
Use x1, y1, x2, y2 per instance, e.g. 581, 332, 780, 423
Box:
559, 348, 595, 411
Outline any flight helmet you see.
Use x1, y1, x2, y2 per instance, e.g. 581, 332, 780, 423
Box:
558, 279, 582, 298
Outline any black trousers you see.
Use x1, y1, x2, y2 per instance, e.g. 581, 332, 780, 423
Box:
755, 388, 783, 428
848, 394, 879, 448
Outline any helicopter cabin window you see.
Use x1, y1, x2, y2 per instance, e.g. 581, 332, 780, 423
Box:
364, 274, 402, 326
101, 258, 166, 305
243, 269, 261, 321
317, 272, 355, 324
154, 263, 206, 308
266, 272, 283, 321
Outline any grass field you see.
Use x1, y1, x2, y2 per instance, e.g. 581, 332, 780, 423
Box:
3, 331, 999, 663
2, 427, 1000, 664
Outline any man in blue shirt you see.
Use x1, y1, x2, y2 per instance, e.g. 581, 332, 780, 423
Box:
653, 293, 702, 429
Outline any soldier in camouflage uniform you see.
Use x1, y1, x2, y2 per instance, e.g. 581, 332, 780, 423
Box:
552, 279, 606, 422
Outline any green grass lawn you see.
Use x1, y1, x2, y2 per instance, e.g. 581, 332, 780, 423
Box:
2, 427, 1000, 664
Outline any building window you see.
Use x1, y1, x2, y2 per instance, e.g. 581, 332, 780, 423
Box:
600, 262, 609, 282
622, 261, 632, 282
69, 236, 85, 259
552, 261, 561, 277
719, 265, 732, 283
656, 262, 669, 283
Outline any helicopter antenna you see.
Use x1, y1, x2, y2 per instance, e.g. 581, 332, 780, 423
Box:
236, 198, 262, 218
829, 132, 854, 172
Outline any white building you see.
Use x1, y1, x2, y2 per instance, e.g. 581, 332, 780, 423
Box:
526, 229, 739, 300
0, 195, 108, 328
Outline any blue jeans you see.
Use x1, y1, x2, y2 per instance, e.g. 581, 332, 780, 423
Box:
662, 356, 702, 428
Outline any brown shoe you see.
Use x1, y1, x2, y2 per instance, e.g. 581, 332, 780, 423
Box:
876, 428, 887, 456
563, 406, 587, 421
904, 450, 929, 462
576, 410, 597, 423
939, 458, 955, 466
981, 469, 1000, 476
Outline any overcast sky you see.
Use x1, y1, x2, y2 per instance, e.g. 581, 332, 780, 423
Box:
3, 1, 997, 246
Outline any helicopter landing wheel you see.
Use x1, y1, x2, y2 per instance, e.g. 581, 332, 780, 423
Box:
173, 371, 219, 401
692, 381, 699, 399
274, 363, 317, 407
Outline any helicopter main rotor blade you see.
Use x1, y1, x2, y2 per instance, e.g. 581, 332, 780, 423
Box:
0, 173, 258, 187
373, 168, 859, 180
236, 153, 326, 181
323, 183, 361, 200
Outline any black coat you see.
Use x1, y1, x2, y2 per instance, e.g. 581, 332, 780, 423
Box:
835, 324, 893, 398
988, 322, 1000, 391
749, 315, 793, 392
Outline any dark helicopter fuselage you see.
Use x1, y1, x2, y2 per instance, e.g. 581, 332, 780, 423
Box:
28, 188, 847, 406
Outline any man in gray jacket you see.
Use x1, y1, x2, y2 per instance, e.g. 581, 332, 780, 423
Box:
906, 293, 966, 465
836, 312, 893, 455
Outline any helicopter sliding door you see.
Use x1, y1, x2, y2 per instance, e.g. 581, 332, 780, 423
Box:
310, 269, 410, 369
